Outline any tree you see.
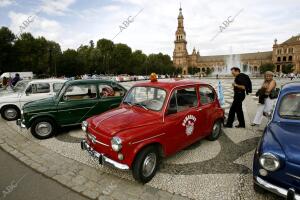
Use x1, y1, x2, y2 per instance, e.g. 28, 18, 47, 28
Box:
0, 27, 15, 73
282, 64, 294, 74
111, 43, 132, 74
206, 68, 212, 75
0, 26, 178, 76
57, 49, 84, 76
96, 39, 114, 74
259, 63, 275, 74
130, 50, 147, 75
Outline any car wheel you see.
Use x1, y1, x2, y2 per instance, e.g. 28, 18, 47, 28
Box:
253, 182, 266, 194
208, 120, 222, 141
132, 145, 159, 183
31, 118, 56, 139
1, 106, 20, 121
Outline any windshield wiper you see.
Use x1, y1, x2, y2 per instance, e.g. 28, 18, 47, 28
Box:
133, 102, 148, 110
123, 101, 133, 106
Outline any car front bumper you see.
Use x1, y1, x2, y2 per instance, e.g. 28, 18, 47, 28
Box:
16, 119, 26, 128
81, 140, 129, 170
254, 176, 300, 200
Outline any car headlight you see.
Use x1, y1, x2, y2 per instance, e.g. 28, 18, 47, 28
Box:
111, 137, 122, 152
81, 121, 88, 132
259, 153, 280, 171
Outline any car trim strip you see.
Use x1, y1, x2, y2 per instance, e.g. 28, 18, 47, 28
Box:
87, 133, 109, 147
286, 173, 300, 181
254, 176, 300, 200
131, 133, 166, 145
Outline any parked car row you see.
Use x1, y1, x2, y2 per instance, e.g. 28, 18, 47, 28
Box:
0, 79, 66, 121
2, 75, 299, 199
80, 74, 168, 82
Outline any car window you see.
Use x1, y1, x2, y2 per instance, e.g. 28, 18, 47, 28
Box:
177, 87, 198, 112
123, 86, 166, 111
63, 84, 97, 101
27, 83, 50, 94
53, 83, 64, 93
199, 86, 215, 105
279, 93, 300, 120
167, 87, 198, 114
99, 83, 125, 98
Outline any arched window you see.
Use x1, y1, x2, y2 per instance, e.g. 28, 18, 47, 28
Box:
283, 56, 286, 62
254, 66, 258, 72
276, 65, 280, 72
288, 56, 292, 61
277, 57, 281, 62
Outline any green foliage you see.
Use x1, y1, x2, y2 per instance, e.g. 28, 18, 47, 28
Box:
259, 63, 275, 74
188, 66, 200, 74
282, 64, 294, 74
0, 26, 179, 76
206, 68, 212, 75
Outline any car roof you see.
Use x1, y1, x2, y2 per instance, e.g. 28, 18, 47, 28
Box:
281, 82, 300, 93
64, 79, 117, 85
133, 79, 207, 91
29, 79, 66, 84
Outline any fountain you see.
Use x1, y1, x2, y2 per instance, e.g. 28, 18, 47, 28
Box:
212, 48, 251, 76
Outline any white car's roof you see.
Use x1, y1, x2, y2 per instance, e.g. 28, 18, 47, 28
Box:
29, 79, 67, 84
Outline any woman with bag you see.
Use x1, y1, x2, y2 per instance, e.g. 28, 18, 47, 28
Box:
251, 71, 277, 126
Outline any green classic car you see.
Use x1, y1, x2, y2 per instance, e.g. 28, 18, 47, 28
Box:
17, 79, 126, 139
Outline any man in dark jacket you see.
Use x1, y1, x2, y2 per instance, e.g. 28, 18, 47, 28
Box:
225, 67, 251, 128
11, 73, 21, 86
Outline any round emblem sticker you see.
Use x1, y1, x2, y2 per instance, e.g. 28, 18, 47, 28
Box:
182, 115, 197, 136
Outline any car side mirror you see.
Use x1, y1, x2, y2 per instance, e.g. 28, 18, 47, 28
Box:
166, 107, 177, 115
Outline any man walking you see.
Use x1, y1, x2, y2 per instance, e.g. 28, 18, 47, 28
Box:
225, 67, 251, 128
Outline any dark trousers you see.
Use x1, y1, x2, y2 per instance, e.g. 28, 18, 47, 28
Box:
227, 92, 245, 127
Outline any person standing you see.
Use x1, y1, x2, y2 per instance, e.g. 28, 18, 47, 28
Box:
2, 77, 8, 89
11, 73, 21, 86
251, 71, 276, 126
225, 67, 251, 128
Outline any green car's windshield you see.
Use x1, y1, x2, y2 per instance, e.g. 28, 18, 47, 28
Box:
13, 80, 30, 93
279, 93, 300, 120
123, 86, 167, 111
55, 82, 67, 99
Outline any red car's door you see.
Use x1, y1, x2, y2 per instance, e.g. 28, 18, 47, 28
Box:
163, 86, 200, 155
198, 85, 218, 137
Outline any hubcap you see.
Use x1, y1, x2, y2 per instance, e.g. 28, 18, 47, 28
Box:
212, 122, 221, 138
4, 108, 17, 119
142, 153, 157, 177
35, 122, 52, 137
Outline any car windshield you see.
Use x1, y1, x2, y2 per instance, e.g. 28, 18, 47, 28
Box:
123, 86, 167, 111
279, 92, 300, 120
13, 80, 30, 93
55, 82, 67, 98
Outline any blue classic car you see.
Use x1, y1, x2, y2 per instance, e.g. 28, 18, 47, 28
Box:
253, 82, 300, 199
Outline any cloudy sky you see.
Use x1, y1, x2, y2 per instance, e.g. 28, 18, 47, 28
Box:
0, 0, 299, 57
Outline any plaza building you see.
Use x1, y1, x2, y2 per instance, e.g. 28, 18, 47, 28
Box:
173, 7, 300, 75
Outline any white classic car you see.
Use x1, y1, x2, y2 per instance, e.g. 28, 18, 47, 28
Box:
0, 79, 66, 121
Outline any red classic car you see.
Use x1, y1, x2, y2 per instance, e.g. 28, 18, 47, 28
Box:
81, 78, 224, 183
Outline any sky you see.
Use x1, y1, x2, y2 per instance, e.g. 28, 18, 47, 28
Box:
0, 0, 300, 57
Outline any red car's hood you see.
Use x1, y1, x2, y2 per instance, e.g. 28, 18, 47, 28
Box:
90, 106, 162, 136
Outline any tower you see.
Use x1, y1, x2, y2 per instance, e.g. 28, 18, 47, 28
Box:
173, 6, 188, 74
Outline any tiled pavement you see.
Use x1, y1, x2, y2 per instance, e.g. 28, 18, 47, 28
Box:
0, 120, 189, 200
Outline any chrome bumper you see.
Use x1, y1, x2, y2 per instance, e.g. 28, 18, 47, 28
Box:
80, 140, 129, 170
16, 119, 26, 128
254, 176, 300, 200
